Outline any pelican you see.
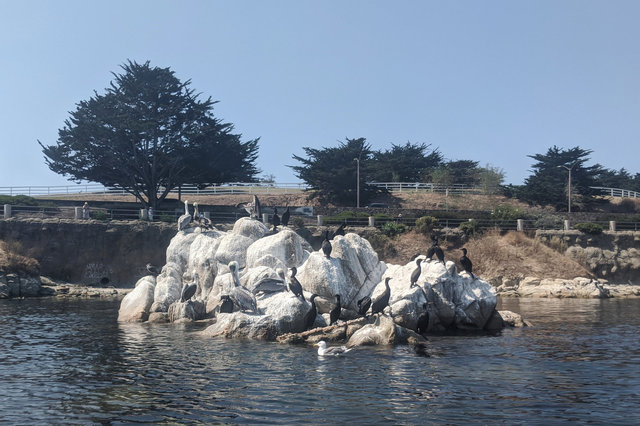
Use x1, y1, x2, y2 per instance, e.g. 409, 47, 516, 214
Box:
177, 200, 192, 231
193, 202, 212, 229
250, 275, 286, 295
235, 195, 262, 219
181, 272, 198, 302
227, 261, 258, 313
314, 340, 352, 356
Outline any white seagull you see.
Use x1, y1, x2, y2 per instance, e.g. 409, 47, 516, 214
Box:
314, 340, 353, 356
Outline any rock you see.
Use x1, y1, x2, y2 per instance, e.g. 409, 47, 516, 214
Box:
167, 300, 207, 322
0, 273, 42, 298
245, 228, 311, 269
215, 233, 254, 269
232, 217, 269, 241
152, 262, 182, 312
517, 276, 610, 298
498, 310, 530, 327
347, 314, 425, 346
118, 276, 156, 322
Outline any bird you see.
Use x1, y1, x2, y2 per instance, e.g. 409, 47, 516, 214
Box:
181, 272, 198, 302
219, 295, 234, 314
303, 294, 318, 331
410, 258, 423, 287
371, 277, 391, 316
321, 230, 332, 259
416, 302, 430, 335
276, 268, 289, 292
357, 296, 372, 318
146, 263, 159, 277
250, 276, 286, 295
314, 340, 352, 356
459, 247, 475, 279
281, 206, 291, 227
271, 207, 281, 231
235, 194, 262, 219
192, 202, 212, 229
288, 267, 305, 301
177, 199, 192, 231
227, 261, 259, 313
329, 294, 342, 325
331, 220, 346, 239
427, 235, 445, 264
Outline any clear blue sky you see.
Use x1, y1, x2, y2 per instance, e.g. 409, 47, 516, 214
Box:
1, 0, 639, 188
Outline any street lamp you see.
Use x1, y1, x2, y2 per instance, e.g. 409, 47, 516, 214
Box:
557, 163, 577, 213
354, 157, 360, 208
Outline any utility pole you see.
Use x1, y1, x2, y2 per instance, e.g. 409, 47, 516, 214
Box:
558, 163, 577, 213
354, 157, 360, 208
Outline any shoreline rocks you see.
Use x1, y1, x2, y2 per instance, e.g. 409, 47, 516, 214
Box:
494, 275, 640, 298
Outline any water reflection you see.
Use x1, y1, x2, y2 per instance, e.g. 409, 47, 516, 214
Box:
0, 297, 639, 423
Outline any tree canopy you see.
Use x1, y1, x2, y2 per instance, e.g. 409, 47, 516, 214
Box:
519, 146, 603, 210
290, 138, 385, 206
39, 60, 259, 208
370, 142, 442, 182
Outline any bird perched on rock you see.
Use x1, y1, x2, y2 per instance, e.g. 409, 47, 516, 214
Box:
288, 267, 305, 301
227, 261, 258, 313
427, 235, 445, 264
219, 295, 234, 314
416, 302, 430, 335
177, 200, 192, 231
410, 258, 422, 287
146, 263, 159, 277
321, 230, 332, 259
281, 206, 290, 227
329, 294, 342, 325
459, 247, 475, 279
181, 272, 198, 302
236, 195, 261, 219
331, 220, 346, 239
250, 275, 286, 295
314, 340, 352, 356
271, 207, 281, 231
357, 296, 372, 318
303, 294, 319, 331
192, 202, 212, 229
371, 277, 391, 316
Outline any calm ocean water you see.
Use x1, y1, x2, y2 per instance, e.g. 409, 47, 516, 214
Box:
0, 296, 639, 424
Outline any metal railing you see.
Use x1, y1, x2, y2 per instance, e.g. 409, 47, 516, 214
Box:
591, 187, 640, 199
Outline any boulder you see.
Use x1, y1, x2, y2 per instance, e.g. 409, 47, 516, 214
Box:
517, 276, 610, 298
232, 217, 269, 241
347, 315, 425, 346
215, 233, 254, 269
245, 228, 311, 269
118, 276, 156, 322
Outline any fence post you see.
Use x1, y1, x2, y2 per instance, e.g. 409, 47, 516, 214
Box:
317, 215, 323, 226
204, 212, 210, 220
262, 213, 268, 224
517, 219, 524, 232
3, 204, 11, 218
609, 221, 616, 232
74, 207, 82, 219
564, 220, 571, 231
368, 216, 375, 227
140, 209, 148, 220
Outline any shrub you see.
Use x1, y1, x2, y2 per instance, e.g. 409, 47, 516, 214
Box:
292, 217, 305, 228
574, 222, 603, 235
92, 210, 108, 221
415, 215, 439, 234
492, 204, 524, 222
459, 219, 480, 236
324, 210, 369, 224
160, 214, 174, 223
381, 221, 407, 237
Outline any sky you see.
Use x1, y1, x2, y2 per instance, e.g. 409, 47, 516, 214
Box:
1, 0, 639, 189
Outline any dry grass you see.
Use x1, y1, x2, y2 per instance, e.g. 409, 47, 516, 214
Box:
0, 240, 40, 275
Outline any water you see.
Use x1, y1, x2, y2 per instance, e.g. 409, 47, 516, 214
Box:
1, 297, 639, 424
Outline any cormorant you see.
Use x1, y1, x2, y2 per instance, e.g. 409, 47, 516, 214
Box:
303, 294, 318, 331
288, 267, 305, 301
314, 340, 352, 356
416, 302, 430, 335
427, 235, 445, 264
410, 258, 423, 287
460, 247, 475, 279
181, 273, 198, 302
219, 295, 234, 313
271, 207, 281, 231
357, 296, 372, 318
371, 277, 391, 316
146, 263, 159, 277
321, 230, 332, 259
177, 200, 192, 231
329, 294, 341, 325
281, 206, 290, 227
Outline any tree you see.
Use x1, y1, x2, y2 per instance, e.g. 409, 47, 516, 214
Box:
370, 142, 442, 182
430, 160, 480, 187
39, 60, 259, 208
290, 137, 385, 206
520, 146, 603, 210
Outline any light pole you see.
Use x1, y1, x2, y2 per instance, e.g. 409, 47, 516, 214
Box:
557, 163, 577, 213
354, 157, 360, 208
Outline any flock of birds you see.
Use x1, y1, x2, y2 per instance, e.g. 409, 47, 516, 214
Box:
164, 195, 476, 356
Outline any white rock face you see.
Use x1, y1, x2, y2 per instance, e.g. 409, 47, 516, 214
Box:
515, 277, 609, 298
119, 219, 501, 338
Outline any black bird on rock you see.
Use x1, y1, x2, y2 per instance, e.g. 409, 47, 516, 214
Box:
329, 294, 342, 325
281, 206, 290, 227
357, 296, 372, 318
271, 207, 281, 231
410, 258, 422, 287
416, 302, 430, 335
321, 230, 332, 259
181, 274, 198, 302
427, 235, 445, 264
288, 267, 305, 301
303, 294, 319, 331
371, 277, 391, 316
219, 295, 234, 313
459, 247, 475, 279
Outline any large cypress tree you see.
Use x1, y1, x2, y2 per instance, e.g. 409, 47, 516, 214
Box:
39, 60, 259, 208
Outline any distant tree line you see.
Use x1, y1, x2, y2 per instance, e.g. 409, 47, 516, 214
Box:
39, 60, 639, 212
